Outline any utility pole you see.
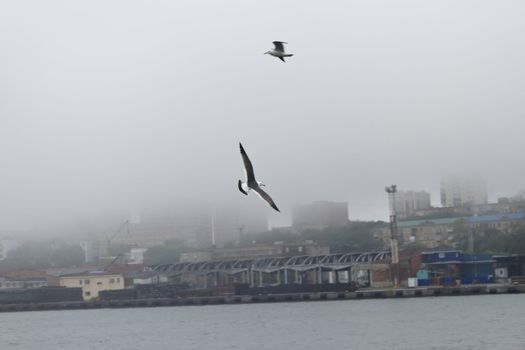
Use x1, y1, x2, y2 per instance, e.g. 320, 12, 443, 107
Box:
385, 185, 400, 288
211, 206, 216, 248
468, 228, 474, 253
237, 224, 245, 238
468, 227, 477, 282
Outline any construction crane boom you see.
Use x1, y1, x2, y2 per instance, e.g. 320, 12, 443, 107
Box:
105, 220, 130, 258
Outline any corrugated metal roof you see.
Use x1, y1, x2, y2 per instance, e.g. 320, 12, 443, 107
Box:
59, 270, 122, 277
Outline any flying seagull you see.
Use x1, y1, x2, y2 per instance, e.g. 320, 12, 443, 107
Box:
264, 41, 294, 62
238, 143, 280, 212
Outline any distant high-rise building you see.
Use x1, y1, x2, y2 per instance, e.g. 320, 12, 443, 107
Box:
292, 201, 349, 231
390, 190, 431, 219
440, 176, 487, 208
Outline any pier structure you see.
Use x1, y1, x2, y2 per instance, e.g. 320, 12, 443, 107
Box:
1, 283, 523, 313
152, 251, 392, 289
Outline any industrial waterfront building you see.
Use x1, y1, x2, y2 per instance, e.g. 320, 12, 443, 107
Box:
155, 251, 393, 290
48, 271, 125, 300
415, 250, 495, 286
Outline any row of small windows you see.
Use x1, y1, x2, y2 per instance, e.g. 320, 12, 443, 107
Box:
79, 278, 120, 285
0, 281, 47, 288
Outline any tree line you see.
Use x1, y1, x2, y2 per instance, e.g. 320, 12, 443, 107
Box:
0, 241, 85, 271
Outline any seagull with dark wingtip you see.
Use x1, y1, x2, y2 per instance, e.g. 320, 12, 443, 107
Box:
238, 143, 280, 212
264, 41, 294, 62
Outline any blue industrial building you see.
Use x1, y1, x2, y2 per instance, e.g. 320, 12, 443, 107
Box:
417, 250, 494, 286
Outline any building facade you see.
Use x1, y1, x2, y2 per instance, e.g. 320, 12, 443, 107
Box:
390, 190, 431, 219
395, 212, 525, 248
440, 176, 487, 208
417, 250, 494, 285
413, 199, 525, 219
49, 271, 125, 300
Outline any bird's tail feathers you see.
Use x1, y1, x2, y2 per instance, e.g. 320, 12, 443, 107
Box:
238, 179, 248, 195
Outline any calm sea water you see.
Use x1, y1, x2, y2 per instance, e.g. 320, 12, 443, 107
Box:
1, 294, 524, 350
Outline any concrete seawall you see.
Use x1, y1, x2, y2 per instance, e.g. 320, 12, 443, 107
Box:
1, 284, 523, 313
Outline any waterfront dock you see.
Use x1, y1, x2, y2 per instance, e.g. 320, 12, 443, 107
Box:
1, 283, 523, 313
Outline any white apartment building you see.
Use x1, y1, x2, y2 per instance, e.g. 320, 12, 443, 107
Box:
440, 176, 487, 208
390, 190, 431, 219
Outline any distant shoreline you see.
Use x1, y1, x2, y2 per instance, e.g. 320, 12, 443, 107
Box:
1, 283, 523, 313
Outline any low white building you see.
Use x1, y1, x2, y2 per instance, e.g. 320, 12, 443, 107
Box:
128, 248, 147, 264
129, 271, 168, 285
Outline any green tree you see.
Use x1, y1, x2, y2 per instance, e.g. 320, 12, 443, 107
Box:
450, 218, 470, 249
300, 222, 385, 253
237, 221, 387, 253
0, 241, 53, 270
0, 241, 86, 270
239, 231, 297, 246
508, 228, 525, 254
144, 239, 188, 265
50, 245, 85, 267
453, 225, 525, 255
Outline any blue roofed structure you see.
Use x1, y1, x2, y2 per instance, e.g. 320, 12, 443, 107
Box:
467, 212, 525, 223
417, 250, 495, 286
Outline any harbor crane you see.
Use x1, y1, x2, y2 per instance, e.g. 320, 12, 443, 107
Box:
104, 220, 131, 258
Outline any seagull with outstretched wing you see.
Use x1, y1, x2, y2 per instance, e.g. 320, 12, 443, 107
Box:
238, 143, 280, 212
265, 41, 294, 62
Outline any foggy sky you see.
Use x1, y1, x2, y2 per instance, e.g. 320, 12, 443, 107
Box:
1, 0, 525, 234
